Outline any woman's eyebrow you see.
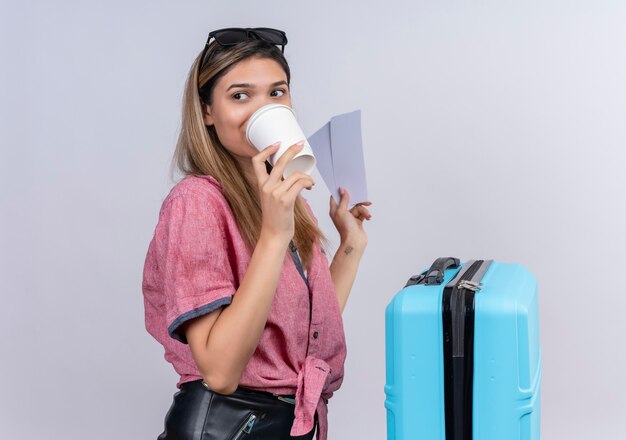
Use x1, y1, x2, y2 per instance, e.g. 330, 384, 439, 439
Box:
226, 80, 288, 91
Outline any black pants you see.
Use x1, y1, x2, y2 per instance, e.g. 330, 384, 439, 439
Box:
157, 380, 317, 440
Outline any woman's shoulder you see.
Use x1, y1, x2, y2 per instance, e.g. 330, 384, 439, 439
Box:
157, 175, 230, 220
163, 174, 225, 204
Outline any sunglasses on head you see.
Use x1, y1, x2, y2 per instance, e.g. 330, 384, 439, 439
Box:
197, 27, 288, 74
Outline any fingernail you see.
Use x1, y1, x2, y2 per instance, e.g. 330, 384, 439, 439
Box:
271, 141, 281, 147
296, 140, 305, 146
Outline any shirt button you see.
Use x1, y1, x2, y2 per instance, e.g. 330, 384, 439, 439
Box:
313, 331, 319, 339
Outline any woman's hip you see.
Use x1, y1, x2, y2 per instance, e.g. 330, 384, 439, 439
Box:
157, 379, 317, 440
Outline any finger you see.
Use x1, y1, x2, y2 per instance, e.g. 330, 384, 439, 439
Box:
252, 141, 281, 186
339, 187, 350, 210
284, 175, 315, 201
275, 171, 314, 196
356, 206, 371, 220
359, 206, 371, 217
352, 205, 372, 219
329, 194, 337, 215
267, 140, 306, 185
350, 205, 366, 217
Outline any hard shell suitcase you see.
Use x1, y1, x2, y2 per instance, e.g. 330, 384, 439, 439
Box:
385, 257, 541, 439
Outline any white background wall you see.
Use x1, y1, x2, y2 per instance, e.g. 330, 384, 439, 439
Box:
1, 1, 625, 438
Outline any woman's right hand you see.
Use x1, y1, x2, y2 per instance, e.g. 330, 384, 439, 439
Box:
252, 140, 315, 243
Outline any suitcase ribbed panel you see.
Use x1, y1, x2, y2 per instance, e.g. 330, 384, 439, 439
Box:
472, 262, 541, 439
385, 264, 460, 439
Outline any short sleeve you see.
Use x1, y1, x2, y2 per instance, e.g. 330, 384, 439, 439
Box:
153, 189, 236, 344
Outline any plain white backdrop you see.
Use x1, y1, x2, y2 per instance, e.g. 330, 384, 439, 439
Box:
1, 1, 625, 438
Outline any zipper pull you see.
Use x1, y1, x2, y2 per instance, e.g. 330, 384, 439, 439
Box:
457, 280, 482, 292
243, 414, 257, 434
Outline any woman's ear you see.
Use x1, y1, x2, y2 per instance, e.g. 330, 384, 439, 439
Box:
202, 103, 214, 126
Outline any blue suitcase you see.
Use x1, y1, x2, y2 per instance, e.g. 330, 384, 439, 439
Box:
385, 257, 541, 439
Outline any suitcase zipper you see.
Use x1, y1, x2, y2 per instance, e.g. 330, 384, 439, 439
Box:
443, 260, 484, 440
231, 413, 257, 440
452, 261, 483, 357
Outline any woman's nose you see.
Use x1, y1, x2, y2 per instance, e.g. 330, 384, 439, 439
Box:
246, 96, 291, 124
257, 97, 278, 110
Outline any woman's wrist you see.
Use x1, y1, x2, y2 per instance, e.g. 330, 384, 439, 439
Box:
259, 229, 292, 251
339, 233, 367, 253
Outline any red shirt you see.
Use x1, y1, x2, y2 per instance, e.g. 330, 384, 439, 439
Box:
142, 175, 347, 439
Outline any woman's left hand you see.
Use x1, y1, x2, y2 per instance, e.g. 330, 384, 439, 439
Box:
329, 187, 373, 248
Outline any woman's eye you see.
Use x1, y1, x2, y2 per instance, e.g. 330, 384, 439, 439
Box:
271, 89, 286, 97
232, 92, 249, 100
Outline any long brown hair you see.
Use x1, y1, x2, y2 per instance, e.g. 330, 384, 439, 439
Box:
172, 39, 331, 272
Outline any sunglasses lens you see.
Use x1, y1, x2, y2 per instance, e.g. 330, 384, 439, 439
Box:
252, 29, 286, 45
213, 29, 248, 45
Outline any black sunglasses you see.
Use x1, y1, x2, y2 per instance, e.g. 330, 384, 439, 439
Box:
197, 27, 288, 74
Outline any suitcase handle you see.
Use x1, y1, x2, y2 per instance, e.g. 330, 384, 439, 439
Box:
404, 257, 461, 288
424, 257, 461, 285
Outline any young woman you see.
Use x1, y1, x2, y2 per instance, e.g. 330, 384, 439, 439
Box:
142, 27, 373, 440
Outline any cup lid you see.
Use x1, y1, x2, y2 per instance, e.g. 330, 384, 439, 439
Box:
245, 104, 297, 144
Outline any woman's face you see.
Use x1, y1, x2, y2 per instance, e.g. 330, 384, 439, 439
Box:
203, 56, 292, 164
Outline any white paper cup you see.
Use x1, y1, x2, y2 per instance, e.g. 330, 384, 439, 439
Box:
246, 104, 316, 178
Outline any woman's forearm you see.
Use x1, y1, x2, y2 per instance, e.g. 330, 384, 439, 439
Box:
329, 236, 366, 313
201, 232, 289, 393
